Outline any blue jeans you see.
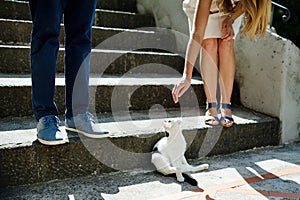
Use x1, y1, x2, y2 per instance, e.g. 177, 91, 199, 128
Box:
29, 0, 97, 120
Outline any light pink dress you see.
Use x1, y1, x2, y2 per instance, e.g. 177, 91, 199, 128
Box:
183, 0, 242, 39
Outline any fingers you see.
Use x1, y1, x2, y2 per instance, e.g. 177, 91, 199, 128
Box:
172, 83, 183, 104
172, 93, 178, 104
172, 82, 189, 104
172, 84, 179, 103
222, 30, 234, 41
221, 27, 235, 40
221, 26, 230, 39
221, 24, 227, 36
221, 33, 229, 40
221, 19, 235, 40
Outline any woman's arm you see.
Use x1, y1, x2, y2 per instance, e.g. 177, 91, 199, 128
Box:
221, 1, 245, 40
230, 1, 245, 22
172, 0, 212, 103
184, 0, 212, 80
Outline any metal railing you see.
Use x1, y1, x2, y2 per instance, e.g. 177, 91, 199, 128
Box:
270, 1, 291, 27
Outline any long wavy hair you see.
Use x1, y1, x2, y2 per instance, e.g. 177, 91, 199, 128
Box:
218, 0, 235, 13
218, 0, 271, 38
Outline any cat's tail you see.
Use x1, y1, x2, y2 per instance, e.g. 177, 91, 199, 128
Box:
183, 163, 209, 172
166, 173, 198, 186
183, 173, 198, 186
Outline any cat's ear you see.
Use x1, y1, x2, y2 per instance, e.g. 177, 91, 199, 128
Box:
176, 119, 182, 126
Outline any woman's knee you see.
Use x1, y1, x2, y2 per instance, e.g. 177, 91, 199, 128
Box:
202, 39, 218, 54
218, 39, 234, 53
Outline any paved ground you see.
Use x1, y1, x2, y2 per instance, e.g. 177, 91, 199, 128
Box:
1, 142, 299, 200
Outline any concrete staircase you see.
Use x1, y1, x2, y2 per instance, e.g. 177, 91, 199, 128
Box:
0, 0, 280, 188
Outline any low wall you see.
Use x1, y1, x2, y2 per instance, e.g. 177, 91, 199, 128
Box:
137, 0, 300, 143
235, 31, 300, 143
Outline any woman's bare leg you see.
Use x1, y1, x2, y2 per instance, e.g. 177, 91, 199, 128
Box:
218, 38, 235, 127
201, 38, 219, 125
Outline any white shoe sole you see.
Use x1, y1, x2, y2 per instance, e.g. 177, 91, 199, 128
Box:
65, 127, 111, 139
37, 138, 68, 146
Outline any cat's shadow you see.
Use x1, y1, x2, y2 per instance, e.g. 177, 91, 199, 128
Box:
99, 170, 201, 199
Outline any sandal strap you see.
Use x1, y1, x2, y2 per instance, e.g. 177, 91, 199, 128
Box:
205, 115, 219, 122
221, 116, 234, 122
221, 103, 231, 109
206, 102, 218, 109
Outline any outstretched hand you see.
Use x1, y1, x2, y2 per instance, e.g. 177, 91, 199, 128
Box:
172, 77, 191, 103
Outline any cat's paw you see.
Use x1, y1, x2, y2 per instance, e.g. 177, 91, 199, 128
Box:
196, 163, 209, 171
177, 175, 185, 182
202, 163, 209, 170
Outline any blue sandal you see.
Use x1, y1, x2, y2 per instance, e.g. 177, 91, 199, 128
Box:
220, 103, 234, 127
205, 102, 219, 126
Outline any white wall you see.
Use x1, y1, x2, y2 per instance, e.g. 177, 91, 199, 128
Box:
137, 0, 300, 143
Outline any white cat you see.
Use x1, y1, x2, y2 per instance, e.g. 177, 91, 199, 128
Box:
151, 119, 209, 183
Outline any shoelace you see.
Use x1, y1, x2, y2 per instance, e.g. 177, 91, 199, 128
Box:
43, 115, 60, 128
83, 112, 96, 124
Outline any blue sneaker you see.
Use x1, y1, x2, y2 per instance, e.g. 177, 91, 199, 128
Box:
65, 112, 110, 138
37, 115, 67, 145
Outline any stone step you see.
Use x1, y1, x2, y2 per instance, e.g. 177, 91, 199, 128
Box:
0, 107, 280, 187
94, 9, 155, 29
0, 45, 185, 75
3, 0, 138, 13
0, 19, 177, 50
0, 1, 154, 29
0, 143, 300, 200
2, 143, 299, 200
97, 0, 137, 13
0, 74, 205, 118
0, 0, 31, 21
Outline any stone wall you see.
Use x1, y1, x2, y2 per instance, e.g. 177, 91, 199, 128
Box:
235, 31, 300, 143
137, 0, 300, 143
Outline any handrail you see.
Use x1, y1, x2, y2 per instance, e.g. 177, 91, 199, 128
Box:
270, 1, 291, 27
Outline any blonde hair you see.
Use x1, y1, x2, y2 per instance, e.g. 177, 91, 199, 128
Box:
218, 0, 235, 13
218, 0, 272, 38
242, 0, 271, 38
